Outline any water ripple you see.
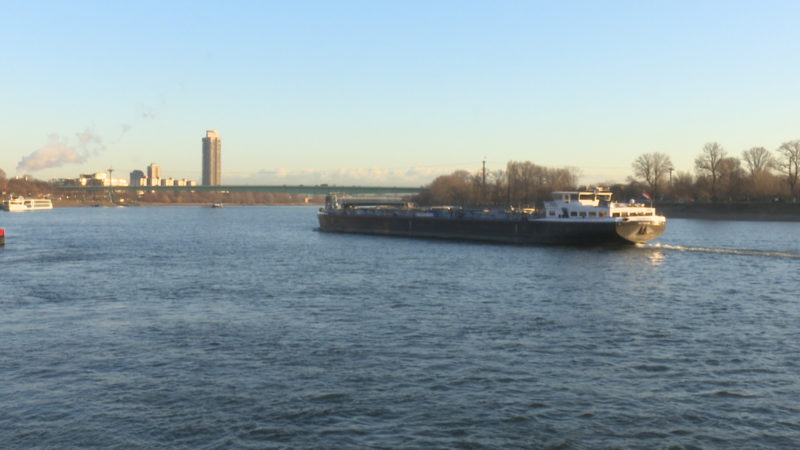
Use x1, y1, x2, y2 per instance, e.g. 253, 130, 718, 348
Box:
1, 208, 799, 447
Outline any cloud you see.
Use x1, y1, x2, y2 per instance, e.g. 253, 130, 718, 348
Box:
16, 128, 106, 173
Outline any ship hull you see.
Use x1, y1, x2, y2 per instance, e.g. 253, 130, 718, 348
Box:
318, 212, 665, 246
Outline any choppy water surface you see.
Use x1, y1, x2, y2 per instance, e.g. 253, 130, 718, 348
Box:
2, 206, 799, 447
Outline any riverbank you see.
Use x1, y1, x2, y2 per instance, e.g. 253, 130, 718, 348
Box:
52, 198, 324, 208
52, 199, 323, 208
657, 202, 800, 221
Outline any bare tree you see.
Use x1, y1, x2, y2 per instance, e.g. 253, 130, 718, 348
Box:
741, 147, 775, 199
506, 161, 563, 206
695, 142, 726, 201
632, 152, 673, 201
511, 161, 538, 206
505, 161, 520, 205
717, 156, 745, 201
487, 170, 507, 206
670, 171, 695, 201
742, 147, 775, 178
777, 140, 800, 198
423, 170, 476, 206
420, 162, 578, 207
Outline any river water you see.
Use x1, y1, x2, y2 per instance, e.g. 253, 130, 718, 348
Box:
2, 206, 799, 447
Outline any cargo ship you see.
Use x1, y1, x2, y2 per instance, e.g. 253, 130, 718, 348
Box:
317, 190, 666, 245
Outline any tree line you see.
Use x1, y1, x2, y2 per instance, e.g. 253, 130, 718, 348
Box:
0, 169, 54, 197
632, 140, 800, 203
416, 140, 800, 207
414, 161, 579, 207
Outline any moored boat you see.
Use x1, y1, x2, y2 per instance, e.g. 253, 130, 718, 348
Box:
1, 197, 53, 212
317, 189, 666, 245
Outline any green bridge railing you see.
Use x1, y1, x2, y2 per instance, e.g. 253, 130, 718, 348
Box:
58, 185, 424, 195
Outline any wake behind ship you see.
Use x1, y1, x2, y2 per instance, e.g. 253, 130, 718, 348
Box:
318, 190, 666, 245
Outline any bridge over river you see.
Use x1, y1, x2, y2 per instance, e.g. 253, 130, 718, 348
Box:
61, 185, 423, 196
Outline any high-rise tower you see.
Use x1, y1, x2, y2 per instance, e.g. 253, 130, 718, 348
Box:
202, 130, 222, 186
147, 163, 161, 187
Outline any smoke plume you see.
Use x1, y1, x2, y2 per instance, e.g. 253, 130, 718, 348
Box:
17, 129, 105, 173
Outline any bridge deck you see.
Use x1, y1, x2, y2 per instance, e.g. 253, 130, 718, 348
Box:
57, 185, 423, 195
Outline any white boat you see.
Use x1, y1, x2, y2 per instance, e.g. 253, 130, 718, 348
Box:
1, 197, 54, 212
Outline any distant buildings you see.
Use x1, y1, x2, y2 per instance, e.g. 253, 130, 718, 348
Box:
81, 172, 128, 187
202, 130, 221, 186
130, 170, 145, 187
55, 172, 129, 187
147, 163, 162, 187
129, 165, 195, 188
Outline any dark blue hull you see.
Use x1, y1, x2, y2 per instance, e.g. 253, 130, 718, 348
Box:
318, 212, 665, 245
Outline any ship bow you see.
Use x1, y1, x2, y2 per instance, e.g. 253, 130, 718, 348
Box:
615, 218, 666, 244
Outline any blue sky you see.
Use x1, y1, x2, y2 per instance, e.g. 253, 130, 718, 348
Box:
2, 0, 799, 186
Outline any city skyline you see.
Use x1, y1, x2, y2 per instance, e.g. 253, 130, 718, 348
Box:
3, 1, 800, 187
